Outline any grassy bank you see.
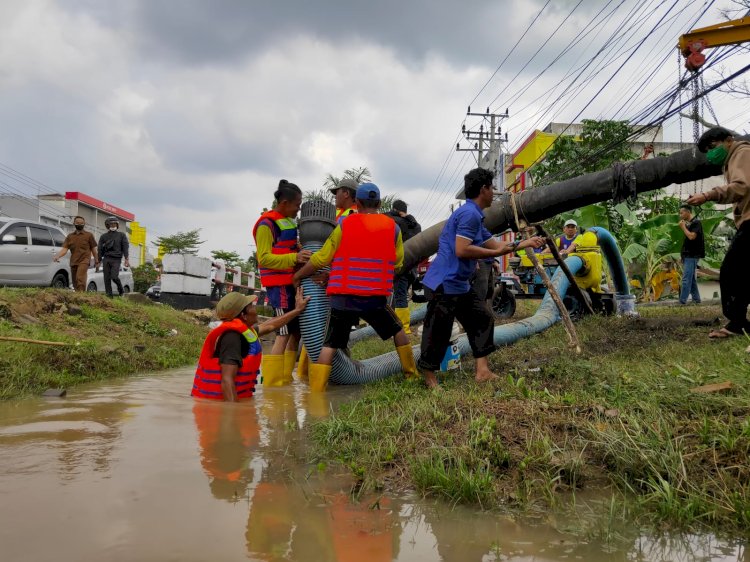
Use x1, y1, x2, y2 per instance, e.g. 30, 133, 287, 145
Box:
0, 288, 207, 400
312, 304, 750, 533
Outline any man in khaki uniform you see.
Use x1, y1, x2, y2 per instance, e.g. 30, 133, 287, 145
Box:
54, 216, 98, 291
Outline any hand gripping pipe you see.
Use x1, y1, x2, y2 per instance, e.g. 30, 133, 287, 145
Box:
297, 200, 335, 365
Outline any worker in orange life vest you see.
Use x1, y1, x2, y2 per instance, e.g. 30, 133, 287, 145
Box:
330, 177, 359, 224
252, 180, 312, 386
191, 289, 310, 402
293, 182, 418, 391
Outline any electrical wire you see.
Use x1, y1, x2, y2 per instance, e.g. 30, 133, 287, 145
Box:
424, 0, 631, 226
508, 0, 697, 143
507, 0, 691, 186
528, 56, 750, 190
467, 0, 552, 109
508, 0, 712, 140
495, 0, 627, 127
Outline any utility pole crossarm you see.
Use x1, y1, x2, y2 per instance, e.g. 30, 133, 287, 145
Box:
679, 16, 750, 71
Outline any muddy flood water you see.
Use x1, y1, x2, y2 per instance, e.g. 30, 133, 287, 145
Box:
0, 368, 748, 562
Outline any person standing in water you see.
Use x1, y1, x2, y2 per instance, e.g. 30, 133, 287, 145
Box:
252, 180, 312, 385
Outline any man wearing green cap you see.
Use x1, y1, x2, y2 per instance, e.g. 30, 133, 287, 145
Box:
191, 288, 310, 401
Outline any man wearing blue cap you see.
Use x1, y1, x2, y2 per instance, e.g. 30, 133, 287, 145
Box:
293, 182, 418, 391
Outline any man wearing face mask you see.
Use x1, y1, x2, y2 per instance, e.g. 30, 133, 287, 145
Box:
687, 127, 750, 338
54, 215, 98, 292
97, 216, 130, 298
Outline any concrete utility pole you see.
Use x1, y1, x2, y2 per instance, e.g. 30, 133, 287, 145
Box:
456, 107, 509, 190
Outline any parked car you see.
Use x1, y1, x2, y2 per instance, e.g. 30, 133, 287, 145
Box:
145, 282, 161, 300
0, 218, 71, 288
86, 265, 134, 294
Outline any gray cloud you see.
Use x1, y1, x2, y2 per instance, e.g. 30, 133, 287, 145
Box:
71, 0, 543, 68
1, 0, 748, 259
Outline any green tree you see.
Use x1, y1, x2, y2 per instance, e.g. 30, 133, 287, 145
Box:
305, 166, 374, 204
530, 120, 639, 235
132, 262, 159, 293
615, 201, 730, 300
530, 120, 638, 186
210, 249, 243, 269
155, 229, 204, 254
379, 194, 396, 213
323, 166, 371, 191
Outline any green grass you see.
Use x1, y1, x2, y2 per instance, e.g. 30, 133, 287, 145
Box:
0, 288, 207, 400
312, 303, 750, 533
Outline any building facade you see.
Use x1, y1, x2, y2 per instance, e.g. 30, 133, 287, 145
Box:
0, 192, 149, 266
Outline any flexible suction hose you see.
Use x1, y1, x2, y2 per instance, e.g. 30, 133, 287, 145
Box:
317, 258, 585, 385
297, 242, 328, 362
348, 304, 427, 344
297, 196, 632, 384
589, 227, 629, 295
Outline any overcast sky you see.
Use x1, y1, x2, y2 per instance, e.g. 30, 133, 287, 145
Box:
1, 0, 748, 259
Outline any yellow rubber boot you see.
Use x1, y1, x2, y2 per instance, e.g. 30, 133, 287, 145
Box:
395, 307, 411, 335
261, 354, 286, 387
396, 344, 419, 380
306, 391, 330, 418
297, 346, 309, 381
283, 350, 296, 385
309, 363, 331, 392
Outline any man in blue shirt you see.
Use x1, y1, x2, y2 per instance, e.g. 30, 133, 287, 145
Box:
419, 168, 544, 389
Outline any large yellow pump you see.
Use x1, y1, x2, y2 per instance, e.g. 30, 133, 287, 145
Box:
516, 229, 603, 293
570, 230, 604, 294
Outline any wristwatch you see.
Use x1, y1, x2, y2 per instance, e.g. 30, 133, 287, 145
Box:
508, 240, 520, 251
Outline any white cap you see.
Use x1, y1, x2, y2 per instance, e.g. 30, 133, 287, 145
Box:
564, 219, 578, 227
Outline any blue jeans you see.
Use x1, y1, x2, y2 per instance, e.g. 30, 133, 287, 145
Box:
679, 257, 701, 304
392, 275, 410, 308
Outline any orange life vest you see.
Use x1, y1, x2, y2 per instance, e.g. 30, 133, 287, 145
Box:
335, 204, 358, 225
252, 210, 298, 287
191, 319, 261, 401
193, 402, 259, 483
327, 213, 397, 297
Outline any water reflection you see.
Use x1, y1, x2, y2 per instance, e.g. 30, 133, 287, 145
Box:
193, 400, 259, 501
0, 387, 133, 482
242, 386, 400, 561
0, 369, 747, 561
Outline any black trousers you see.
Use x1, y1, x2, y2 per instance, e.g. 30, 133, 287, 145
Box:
211, 281, 225, 300
721, 222, 750, 334
471, 260, 495, 301
417, 285, 497, 371
103, 258, 123, 296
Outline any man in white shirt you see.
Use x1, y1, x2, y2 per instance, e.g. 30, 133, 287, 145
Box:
211, 259, 227, 300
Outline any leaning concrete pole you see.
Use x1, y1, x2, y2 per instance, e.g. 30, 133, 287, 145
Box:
403, 143, 729, 270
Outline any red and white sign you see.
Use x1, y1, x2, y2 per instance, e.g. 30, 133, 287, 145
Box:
65, 192, 135, 221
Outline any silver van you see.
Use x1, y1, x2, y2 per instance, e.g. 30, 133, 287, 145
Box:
0, 218, 71, 288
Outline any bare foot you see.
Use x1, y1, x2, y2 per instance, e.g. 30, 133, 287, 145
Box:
423, 371, 440, 389
475, 370, 499, 383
